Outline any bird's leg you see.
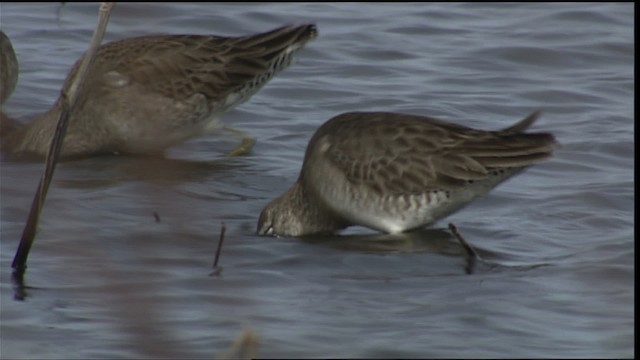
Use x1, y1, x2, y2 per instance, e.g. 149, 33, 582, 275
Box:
448, 223, 479, 275
224, 126, 256, 157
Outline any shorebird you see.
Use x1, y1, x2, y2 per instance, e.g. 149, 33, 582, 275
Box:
0, 24, 317, 159
258, 111, 556, 237
1, 31, 19, 106
1, 30, 20, 138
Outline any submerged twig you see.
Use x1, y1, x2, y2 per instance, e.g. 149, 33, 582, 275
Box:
11, 269, 28, 301
210, 222, 227, 276
153, 211, 161, 223
448, 223, 479, 274
11, 3, 115, 278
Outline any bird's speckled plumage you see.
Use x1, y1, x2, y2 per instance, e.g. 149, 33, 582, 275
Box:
258, 111, 557, 237
1, 24, 317, 159
0, 31, 19, 106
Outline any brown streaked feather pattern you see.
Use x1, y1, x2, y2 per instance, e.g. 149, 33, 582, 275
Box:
68, 24, 317, 108
0, 31, 19, 105
0, 31, 20, 141
304, 111, 556, 193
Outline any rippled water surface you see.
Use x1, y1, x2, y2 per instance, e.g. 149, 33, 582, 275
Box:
0, 3, 634, 358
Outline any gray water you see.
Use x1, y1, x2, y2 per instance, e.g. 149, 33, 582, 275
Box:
0, 3, 634, 358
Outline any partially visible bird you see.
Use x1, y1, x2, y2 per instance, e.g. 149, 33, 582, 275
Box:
0, 24, 318, 159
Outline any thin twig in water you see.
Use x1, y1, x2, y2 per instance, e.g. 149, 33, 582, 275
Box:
11, 3, 115, 278
448, 223, 479, 274
153, 211, 161, 223
210, 222, 226, 276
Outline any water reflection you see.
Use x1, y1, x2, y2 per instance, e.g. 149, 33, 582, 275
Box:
302, 226, 556, 276
54, 155, 245, 188
300, 227, 487, 275
302, 227, 462, 254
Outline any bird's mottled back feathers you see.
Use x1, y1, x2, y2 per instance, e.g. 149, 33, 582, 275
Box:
64, 24, 318, 103
305, 111, 557, 194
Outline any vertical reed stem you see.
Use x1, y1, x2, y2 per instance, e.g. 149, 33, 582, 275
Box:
11, 2, 115, 277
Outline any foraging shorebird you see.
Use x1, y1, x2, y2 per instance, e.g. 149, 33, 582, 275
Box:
1, 30, 20, 138
258, 111, 556, 237
1, 31, 19, 106
0, 24, 318, 159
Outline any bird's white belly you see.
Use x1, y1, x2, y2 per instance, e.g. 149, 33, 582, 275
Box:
322, 180, 498, 234
342, 191, 455, 233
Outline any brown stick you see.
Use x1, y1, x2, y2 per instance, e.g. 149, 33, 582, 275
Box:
11, 3, 115, 277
